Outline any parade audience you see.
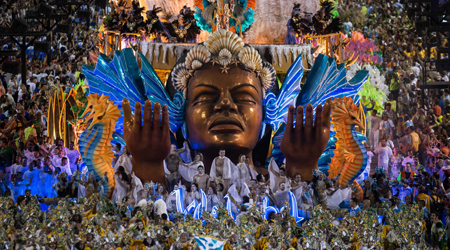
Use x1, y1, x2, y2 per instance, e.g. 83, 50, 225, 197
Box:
0, 0, 449, 248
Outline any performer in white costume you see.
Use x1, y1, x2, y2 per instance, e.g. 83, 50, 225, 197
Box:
114, 146, 132, 175
367, 110, 382, 151
290, 173, 303, 209
268, 158, 287, 193
356, 144, 374, 183
245, 156, 258, 180
66, 142, 80, 173
235, 155, 251, 187
180, 153, 204, 185
112, 166, 131, 204
210, 150, 237, 192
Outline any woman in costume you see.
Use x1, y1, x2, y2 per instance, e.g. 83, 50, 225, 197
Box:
236, 154, 250, 186
180, 153, 204, 187
114, 146, 132, 176
312, 170, 328, 209
103, 0, 129, 32
119, 1, 145, 49
166, 6, 201, 43
170, 232, 192, 250
143, 232, 160, 250
112, 166, 131, 204
206, 186, 219, 212
155, 184, 169, 201
188, 183, 201, 204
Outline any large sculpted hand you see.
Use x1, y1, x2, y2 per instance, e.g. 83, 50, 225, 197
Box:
280, 100, 332, 181
122, 99, 170, 184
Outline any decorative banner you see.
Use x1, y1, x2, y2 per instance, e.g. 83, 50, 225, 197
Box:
195, 235, 225, 250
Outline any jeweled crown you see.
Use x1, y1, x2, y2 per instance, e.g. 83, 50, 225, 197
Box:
171, 30, 276, 97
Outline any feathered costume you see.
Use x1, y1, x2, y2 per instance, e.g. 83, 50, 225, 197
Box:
144, 5, 172, 41
103, 0, 130, 31
194, 0, 256, 34
312, 0, 342, 35
285, 3, 302, 44
299, 0, 342, 35
121, 1, 145, 33
166, 6, 201, 43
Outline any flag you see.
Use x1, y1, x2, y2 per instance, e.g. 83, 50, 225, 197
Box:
194, 236, 225, 250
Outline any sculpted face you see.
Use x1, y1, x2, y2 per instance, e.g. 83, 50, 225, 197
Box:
185, 63, 263, 158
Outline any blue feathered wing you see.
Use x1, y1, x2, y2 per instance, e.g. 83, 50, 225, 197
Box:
266, 54, 369, 170
296, 54, 369, 108
82, 48, 185, 134
263, 54, 304, 132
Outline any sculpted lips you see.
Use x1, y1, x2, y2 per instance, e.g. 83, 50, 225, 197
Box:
209, 117, 244, 132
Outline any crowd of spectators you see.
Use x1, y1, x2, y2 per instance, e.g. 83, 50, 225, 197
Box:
0, 0, 450, 249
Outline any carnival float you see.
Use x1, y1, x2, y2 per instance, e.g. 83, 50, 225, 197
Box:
46, 0, 388, 207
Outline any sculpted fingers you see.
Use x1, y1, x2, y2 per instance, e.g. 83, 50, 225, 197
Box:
161, 105, 171, 148
122, 98, 133, 136
152, 102, 161, 130
133, 102, 142, 133
142, 100, 152, 137
285, 106, 295, 138
295, 106, 304, 133
161, 105, 170, 135
161, 105, 169, 130
314, 104, 323, 138
322, 99, 332, 128
304, 104, 313, 135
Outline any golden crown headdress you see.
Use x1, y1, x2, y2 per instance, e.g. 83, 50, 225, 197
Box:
171, 30, 276, 97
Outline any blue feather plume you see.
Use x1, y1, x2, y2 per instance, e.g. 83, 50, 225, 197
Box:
82, 48, 185, 134
263, 54, 304, 132
266, 54, 368, 169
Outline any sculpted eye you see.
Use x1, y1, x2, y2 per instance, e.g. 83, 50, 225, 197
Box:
192, 93, 218, 106
233, 93, 257, 104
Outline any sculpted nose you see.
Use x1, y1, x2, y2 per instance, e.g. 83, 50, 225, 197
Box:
214, 91, 238, 115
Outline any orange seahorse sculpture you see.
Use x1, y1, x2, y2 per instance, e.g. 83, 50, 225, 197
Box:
78, 94, 121, 198
328, 96, 368, 201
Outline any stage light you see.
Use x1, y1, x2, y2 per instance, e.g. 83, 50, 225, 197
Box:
34, 41, 51, 53
55, 24, 72, 34
11, 19, 29, 33
437, 59, 450, 71
95, 0, 107, 8
37, 3, 53, 17
77, 10, 90, 20
1, 62, 21, 74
